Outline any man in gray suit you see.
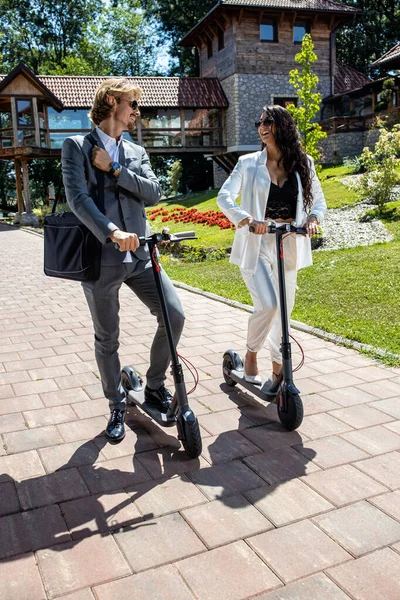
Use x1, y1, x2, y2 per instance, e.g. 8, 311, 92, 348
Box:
62, 78, 185, 442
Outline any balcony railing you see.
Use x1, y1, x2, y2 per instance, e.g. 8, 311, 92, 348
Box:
320, 107, 400, 134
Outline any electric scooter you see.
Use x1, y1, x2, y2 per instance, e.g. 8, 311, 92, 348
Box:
222, 222, 307, 431
120, 229, 202, 458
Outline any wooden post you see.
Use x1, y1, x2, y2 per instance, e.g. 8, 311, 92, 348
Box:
10, 97, 18, 147
43, 105, 51, 147
32, 97, 41, 147
21, 158, 31, 213
372, 89, 376, 112
180, 108, 186, 148
14, 158, 24, 213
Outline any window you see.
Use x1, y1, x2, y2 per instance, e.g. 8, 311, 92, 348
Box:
294, 20, 309, 43
274, 97, 298, 108
207, 37, 213, 59
217, 26, 224, 51
260, 19, 277, 42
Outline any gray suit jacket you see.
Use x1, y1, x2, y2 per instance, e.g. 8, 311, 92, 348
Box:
61, 128, 161, 264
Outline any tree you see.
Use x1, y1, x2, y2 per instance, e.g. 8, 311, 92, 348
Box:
286, 34, 327, 167
140, 0, 216, 75
336, 0, 400, 74
167, 160, 183, 197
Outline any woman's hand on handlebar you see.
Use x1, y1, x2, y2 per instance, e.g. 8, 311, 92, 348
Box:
305, 215, 319, 237
247, 218, 268, 234
109, 229, 140, 252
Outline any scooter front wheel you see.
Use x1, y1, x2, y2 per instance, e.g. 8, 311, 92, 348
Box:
222, 351, 243, 387
177, 411, 202, 458
277, 392, 304, 431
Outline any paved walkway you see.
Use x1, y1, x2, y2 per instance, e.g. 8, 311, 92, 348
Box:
1, 225, 400, 600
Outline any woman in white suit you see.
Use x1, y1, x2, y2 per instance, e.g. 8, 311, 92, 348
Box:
217, 105, 326, 383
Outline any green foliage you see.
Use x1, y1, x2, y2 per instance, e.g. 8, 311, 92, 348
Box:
286, 34, 327, 169
140, 0, 216, 75
167, 160, 183, 196
352, 120, 400, 209
336, 0, 400, 74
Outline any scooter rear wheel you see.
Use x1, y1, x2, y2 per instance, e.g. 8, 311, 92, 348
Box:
177, 412, 202, 458
277, 392, 304, 431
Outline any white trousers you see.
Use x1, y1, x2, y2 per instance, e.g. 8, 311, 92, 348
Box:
240, 232, 298, 363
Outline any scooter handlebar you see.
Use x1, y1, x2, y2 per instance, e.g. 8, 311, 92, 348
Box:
249, 222, 307, 236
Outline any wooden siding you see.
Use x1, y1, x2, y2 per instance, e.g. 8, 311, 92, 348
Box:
198, 9, 334, 79
0, 74, 45, 97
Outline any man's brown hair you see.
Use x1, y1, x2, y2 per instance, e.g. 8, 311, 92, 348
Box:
89, 79, 142, 125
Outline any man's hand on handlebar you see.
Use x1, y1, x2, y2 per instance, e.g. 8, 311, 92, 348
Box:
109, 229, 140, 252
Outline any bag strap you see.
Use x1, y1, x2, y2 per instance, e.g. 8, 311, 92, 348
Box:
52, 132, 105, 214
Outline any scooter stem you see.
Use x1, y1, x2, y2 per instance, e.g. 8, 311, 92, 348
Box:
275, 228, 293, 383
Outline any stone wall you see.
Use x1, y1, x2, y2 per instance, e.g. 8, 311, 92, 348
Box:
221, 73, 331, 149
213, 162, 229, 188
320, 129, 380, 164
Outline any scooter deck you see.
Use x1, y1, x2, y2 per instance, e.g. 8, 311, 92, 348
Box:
229, 369, 279, 402
126, 389, 177, 427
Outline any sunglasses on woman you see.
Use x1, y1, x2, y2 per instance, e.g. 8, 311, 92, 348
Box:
117, 98, 140, 110
255, 118, 274, 128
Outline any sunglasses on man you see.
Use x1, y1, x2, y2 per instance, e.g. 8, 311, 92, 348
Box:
116, 98, 140, 110
255, 118, 274, 128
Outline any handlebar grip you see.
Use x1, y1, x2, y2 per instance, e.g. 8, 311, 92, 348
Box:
249, 226, 255, 233
171, 231, 196, 240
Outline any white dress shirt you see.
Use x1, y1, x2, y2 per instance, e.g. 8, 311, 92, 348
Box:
96, 127, 132, 263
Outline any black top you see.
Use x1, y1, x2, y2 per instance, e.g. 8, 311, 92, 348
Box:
265, 171, 298, 220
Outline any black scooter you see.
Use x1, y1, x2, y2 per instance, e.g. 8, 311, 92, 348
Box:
222, 222, 307, 431
120, 229, 202, 458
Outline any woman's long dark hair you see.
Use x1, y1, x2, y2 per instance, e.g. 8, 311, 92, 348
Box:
260, 105, 313, 211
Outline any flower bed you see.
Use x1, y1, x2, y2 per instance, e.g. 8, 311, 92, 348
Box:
147, 206, 234, 230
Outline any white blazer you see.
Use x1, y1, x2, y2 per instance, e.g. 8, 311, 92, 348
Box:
217, 148, 327, 274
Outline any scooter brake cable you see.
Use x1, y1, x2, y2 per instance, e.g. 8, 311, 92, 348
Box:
290, 334, 305, 372
178, 353, 199, 395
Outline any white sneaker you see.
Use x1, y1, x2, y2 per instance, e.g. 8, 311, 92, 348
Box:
243, 370, 262, 385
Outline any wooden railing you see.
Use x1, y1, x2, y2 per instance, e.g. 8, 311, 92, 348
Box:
320, 107, 400, 134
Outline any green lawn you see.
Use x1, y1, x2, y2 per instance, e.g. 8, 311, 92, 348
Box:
157, 166, 399, 362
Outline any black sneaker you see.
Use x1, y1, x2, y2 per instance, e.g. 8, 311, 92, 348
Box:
144, 385, 173, 410
105, 408, 126, 442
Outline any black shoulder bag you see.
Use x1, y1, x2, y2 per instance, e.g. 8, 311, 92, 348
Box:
43, 134, 104, 282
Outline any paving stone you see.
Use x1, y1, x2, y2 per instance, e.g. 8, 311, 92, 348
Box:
79, 455, 152, 494
22, 405, 78, 428
4, 425, 64, 454
135, 448, 208, 480
114, 512, 206, 571
17, 468, 90, 510
370, 398, 400, 419
245, 479, 334, 527
313, 500, 400, 556
302, 393, 341, 415
58, 416, 107, 442
240, 422, 308, 452
302, 464, 387, 506
200, 430, 261, 464
13, 378, 58, 396
94, 565, 194, 600
385, 420, 400, 435
95, 428, 158, 458
248, 519, 352, 583
37, 534, 131, 599
293, 435, 370, 469
341, 425, 400, 455
0, 450, 45, 482
369, 490, 400, 521
187, 459, 266, 500
0, 552, 46, 600
321, 386, 378, 407
182, 493, 273, 548
0, 394, 44, 415
0, 480, 20, 516
312, 372, 364, 389
0, 370, 31, 385
244, 446, 320, 485
61, 491, 142, 539
0, 412, 26, 434
39, 439, 101, 472
73, 399, 109, 419
198, 408, 256, 436
0, 384, 14, 399
128, 474, 207, 518
353, 452, 400, 489
0, 504, 70, 559
328, 547, 400, 600
57, 590, 95, 600
329, 404, 394, 428
175, 540, 281, 599
355, 380, 400, 399
254, 573, 351, 599
297, 413, 353, 439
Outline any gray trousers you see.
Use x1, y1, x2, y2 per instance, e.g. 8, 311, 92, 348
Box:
82, 260, 185, 410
